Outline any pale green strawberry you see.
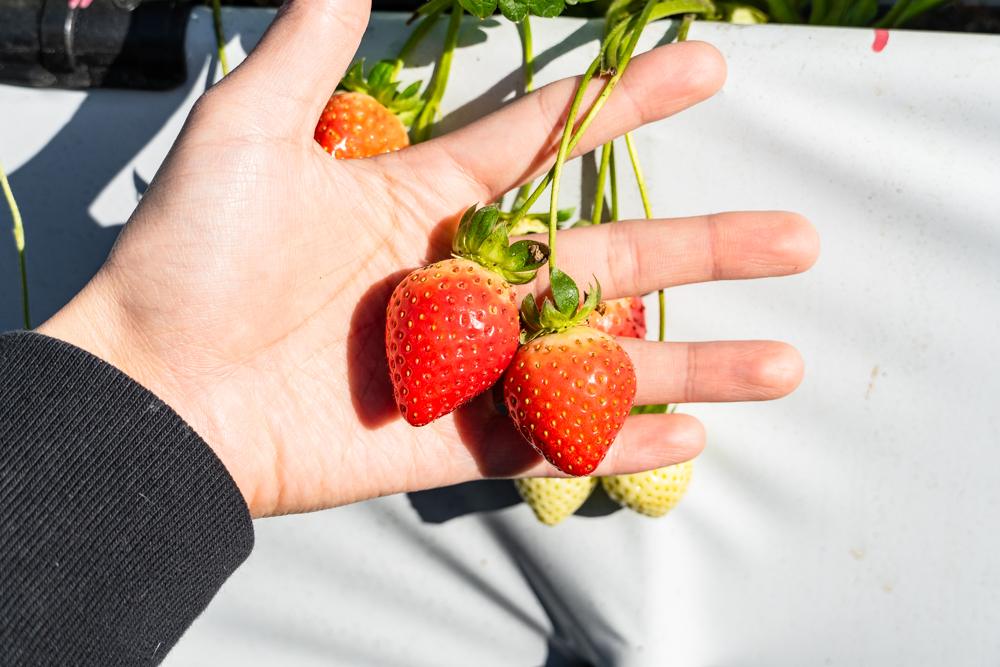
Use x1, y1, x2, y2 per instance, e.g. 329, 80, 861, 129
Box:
601, 460, 694, 518
515, 477, 598, 526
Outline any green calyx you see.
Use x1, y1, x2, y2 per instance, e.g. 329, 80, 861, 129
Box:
519, 269, 601, 342
452, 204, 550, 285
339, 60, 425, 126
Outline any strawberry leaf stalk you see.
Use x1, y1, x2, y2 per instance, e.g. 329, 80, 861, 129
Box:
386, 205, 550, 427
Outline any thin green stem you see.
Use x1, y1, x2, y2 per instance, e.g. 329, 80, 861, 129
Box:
609, 143, 618, 222
212, 0, 229, 77
1, 157, 30, 329
592, 142, 612, 226
546, 53, 604, 272
545, 0, 657, 274
677, 12, 695, 41
412, 1, 463, 144
393, 6, 445, 80
509, 15, 536, 214
624, 132, 652, 219
875, 0, 915, 27
521, 14, 535, 94
658, 290, 665, 341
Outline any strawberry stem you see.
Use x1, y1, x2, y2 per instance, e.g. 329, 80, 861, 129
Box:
591, 142, 612, 226
211, 0, 229, 77
521, 14, 535, 94
609, 143, 619, 222
677, 12, 695, 40
393, 4, 446, 80
510, 15, 536, 214
624, 132, 652, 219
1, 156, 30, 329
412, 0, 463, 144
546, 53, 603, 273
545, 0, 658, 274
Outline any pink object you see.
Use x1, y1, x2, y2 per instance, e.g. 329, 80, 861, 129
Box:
68, 0, 94, 8
872, 29, 889, 52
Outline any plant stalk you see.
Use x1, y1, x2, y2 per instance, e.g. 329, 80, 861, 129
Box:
591, 142, 613, 225
1, 157, 30, 329
521, 14, 535, 94
609, 143, 618, 222
511, 14, 536, 212
393, 5, 445, 79
624, 132, 653, 219
412, 0, 463, 144
212, 0, 229, 77
544, 0, 658, 274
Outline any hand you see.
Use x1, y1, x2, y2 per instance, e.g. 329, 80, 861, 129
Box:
38, 0, 819, 518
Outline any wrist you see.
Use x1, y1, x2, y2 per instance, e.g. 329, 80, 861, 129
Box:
36, 271, 262, 515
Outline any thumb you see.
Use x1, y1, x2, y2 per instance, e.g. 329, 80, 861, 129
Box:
217, 0, 371, 136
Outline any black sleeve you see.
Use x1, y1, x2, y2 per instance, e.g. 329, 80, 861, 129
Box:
0, 331, 254, 666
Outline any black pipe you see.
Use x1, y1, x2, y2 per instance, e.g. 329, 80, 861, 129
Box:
0, 0, 193, 90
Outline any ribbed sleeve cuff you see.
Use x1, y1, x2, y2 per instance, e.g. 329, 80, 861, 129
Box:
0, 331, 254, 666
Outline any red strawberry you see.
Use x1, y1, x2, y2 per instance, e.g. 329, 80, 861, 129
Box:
387, 205, 549, 426
315, 60, 423, 159
315, 92, 410, 159
586, 296, 646, 339
503, 272, 637, 475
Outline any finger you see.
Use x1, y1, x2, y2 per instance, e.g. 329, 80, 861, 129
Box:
214, 0, 371, 132
385, 40, 726, 208
620, 339, 806, 405
593, 413, 705, 476
517, 211, 820, 300
513, 412, 706, 478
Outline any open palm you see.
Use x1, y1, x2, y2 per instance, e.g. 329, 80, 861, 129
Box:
39, 0, 819, 518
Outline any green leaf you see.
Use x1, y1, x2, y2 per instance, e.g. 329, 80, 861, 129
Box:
841, 0, 876, 24
549, 268, 580, 317
574, 277, 601, 322
459, 0, 498, 18
508, 216, 548, 236
368, 61, 395, 87
556, 207, 575, 222
451, 205, 480, 256
397, 81, 421, 100
763, 0, 800, 22
505, 240, 550, 272
540, 299, 570, 329
520, 293, 542, 329
630, 403, 670, 415
499, 0, 529, 20
529, 0, 565, 17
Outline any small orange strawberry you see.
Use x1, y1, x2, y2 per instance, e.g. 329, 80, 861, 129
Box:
386, 205, 550, 426
315, 61, 423, 159
503, 272, 637, 475
586, 295, 647, 339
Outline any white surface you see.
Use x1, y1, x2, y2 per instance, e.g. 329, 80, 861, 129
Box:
2, 8, 999, 666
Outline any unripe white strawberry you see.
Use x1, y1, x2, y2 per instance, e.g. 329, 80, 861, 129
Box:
601, 461, 694, 518
514, 477, 598, 526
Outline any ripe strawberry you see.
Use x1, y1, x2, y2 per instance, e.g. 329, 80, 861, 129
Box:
514, 477, 598, 526
586, 296, 647, 339
503, 272, 637, 475
601, 460, 693, 518
315, 60, 423, 159
387, 205, 549, 426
